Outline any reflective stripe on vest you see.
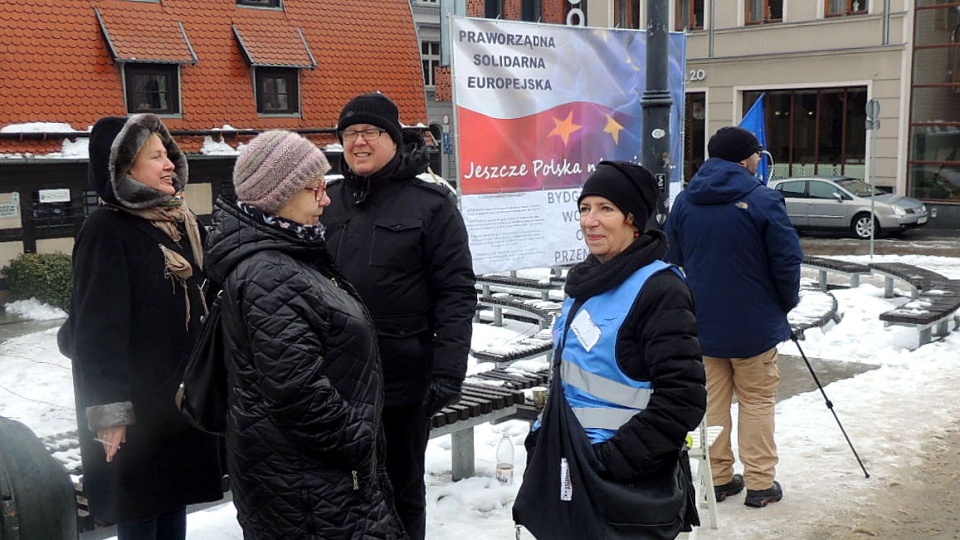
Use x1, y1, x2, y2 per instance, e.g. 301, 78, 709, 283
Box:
556, 260, 679, 443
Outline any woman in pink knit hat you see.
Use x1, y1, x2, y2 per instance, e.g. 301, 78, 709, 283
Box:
205, 130, 407, 539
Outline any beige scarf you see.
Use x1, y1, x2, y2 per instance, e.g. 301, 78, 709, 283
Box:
120, 195, 206, 328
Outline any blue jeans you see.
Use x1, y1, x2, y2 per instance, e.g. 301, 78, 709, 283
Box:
116, 507, 187, 540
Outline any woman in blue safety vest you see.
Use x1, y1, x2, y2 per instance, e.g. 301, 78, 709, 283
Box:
515, 161, 707, 540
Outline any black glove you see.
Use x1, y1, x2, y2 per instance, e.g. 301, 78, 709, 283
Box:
421, 375, 463, 417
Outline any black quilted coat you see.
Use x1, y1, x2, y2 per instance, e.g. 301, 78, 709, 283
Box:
205, 199, 406, 540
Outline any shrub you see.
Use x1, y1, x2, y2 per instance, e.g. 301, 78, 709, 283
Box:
2, 252, 72, 310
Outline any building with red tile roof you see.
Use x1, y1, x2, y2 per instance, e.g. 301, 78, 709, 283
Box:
0, 0, 429, 154
0, 0, 431, 265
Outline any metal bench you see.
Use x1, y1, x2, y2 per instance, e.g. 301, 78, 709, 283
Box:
476, 294, 561, 330
868, 262, 951, 299
476, 274, 559, 301
429, 382, 526, 481
802, 255, 871, 289
788, 286, 841, 339
878, 284, 960, 346
471, 327, 553, 366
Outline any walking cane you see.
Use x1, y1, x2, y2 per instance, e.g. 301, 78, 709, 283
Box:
790, 332, 870, 478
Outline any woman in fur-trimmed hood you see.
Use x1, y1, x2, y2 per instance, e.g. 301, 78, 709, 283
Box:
64, 113, 223, 538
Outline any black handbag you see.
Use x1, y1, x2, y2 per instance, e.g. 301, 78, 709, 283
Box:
175, 291, 228, 435
514, 310, 697, 540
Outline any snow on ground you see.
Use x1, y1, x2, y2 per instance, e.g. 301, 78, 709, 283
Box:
0, 253, 959, 538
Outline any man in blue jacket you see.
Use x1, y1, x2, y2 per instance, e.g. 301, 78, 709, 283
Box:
665, 126, 802, 508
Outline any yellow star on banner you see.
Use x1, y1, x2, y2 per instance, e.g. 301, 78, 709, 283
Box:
548, 111, 582, 146
604, 115, 624, 144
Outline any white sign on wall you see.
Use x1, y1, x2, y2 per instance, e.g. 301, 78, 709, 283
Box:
39, 189, 71, 204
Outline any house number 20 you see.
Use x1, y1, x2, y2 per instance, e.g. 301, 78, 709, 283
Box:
688, 69, 706, 82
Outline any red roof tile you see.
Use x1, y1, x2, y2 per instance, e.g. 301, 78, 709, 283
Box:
0, 0, 428, 153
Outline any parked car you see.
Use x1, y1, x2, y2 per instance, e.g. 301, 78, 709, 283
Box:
769, 176, 929, 239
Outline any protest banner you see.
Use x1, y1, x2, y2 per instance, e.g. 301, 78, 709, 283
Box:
451, 17, 686, 274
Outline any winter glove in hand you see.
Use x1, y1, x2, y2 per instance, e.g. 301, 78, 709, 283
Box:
421, 375, 463, 417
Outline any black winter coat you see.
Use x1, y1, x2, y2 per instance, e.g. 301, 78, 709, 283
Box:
68, 208, 223, 524
546, 232, 706, 481
320, 131, 476, 406
205, 199, 406, 540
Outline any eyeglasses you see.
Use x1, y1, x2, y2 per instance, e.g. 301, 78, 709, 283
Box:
340, 128, 385, 143
303, 184, 327, 201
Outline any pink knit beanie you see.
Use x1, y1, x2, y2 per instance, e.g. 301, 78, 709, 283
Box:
233, 130, 331, 213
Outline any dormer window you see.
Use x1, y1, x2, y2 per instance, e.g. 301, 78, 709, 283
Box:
124, 64, 181, 115
232, 23, 316, 117
256, 68, 299, 115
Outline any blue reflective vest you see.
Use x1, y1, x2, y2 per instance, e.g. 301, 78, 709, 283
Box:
552, 260, 680, 444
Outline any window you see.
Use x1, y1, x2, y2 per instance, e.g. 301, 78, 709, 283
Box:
908, 2, 960, 201
614, 0, 640, 29
255, 68, 299, 115
485, 0, 503, 18
237, 0, 281, 7
522, 0, 541, 22
745, 87, 867, 180
808, 180, 840, 200
676, 0, 704, 30
746, 0, 782, 25
683, 92, 706, 181
421, 41, 440, 88
124, 64, 180, 115
776, 181, 807, 199
826, 0, 867, 17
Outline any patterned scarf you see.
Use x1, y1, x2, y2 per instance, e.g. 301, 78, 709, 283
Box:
238, 201, 327, 242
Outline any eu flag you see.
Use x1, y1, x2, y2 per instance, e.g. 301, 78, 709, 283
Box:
739, 94, 769, 184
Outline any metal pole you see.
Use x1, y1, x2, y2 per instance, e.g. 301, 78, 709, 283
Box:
790, 334, 870, 478
866, 99, 880, 259
642, 0, 672, 231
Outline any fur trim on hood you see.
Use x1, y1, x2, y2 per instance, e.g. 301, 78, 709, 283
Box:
88, 114, 188, 209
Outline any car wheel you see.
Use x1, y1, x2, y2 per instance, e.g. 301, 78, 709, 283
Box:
851, 213, 877, 240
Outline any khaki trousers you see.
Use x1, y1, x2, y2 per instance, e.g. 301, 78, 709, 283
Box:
705, 347, 780, 491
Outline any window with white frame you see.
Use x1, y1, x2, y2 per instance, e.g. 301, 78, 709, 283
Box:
676, 0, 704, 30
826, 0, 867, 17
124, 64, 180, 115
614, 0, 640, 29
746, 0, 782, 24
422, 41, 440, 88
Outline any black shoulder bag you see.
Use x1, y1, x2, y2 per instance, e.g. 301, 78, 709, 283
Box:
175, 291, 228, 435
514, 304, 697, 540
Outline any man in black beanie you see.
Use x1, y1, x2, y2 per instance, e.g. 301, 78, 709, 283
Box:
706, 126, 764, 177
664, 126, 802, 509
321, 93, 477, 540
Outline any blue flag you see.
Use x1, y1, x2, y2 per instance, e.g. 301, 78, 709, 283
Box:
740, 94, 769, 184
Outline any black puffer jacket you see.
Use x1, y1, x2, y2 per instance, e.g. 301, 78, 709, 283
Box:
205, 199, 406, 540
321, 130, 476, 406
